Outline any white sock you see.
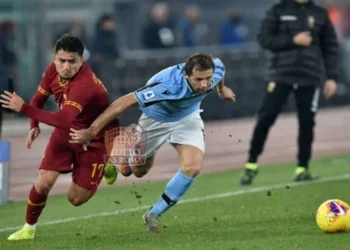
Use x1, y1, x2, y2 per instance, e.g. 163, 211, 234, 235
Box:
25, 223, 36, 229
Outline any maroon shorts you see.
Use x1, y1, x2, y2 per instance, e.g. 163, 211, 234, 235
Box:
39, 131, 108, 191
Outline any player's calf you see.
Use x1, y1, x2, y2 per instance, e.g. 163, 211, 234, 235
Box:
145, 167, 197, 231
145, 146, 202, 231
8, 170, 60, 241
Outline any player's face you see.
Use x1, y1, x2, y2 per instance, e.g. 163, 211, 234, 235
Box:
54, 50, 83, 79
185, 68, 214, 94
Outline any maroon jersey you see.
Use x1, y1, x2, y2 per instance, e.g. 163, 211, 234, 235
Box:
21, 62, 114, 147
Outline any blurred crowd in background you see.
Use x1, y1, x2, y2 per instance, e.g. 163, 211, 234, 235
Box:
0, 1, 252, 84
1, 0, 350, 125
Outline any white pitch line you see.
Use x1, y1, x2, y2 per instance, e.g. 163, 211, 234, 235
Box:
1, 173, 350, 233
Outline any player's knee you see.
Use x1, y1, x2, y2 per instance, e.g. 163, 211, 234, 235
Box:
68, 198, 85, 207
35, 171, 57, 195
181, 163, 201, 178
67, 194, 88, 207
34, 181, 53, 195
132, 168, 148, 178
132, 157, 154, 178
67, 182, 92, 206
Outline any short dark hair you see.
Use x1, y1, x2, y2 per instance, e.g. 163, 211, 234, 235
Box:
99, 14, 114, 24
54, 33, 84, 57
184, 53, 215, 75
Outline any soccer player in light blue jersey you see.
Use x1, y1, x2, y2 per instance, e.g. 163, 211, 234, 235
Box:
70, 53, 235, 232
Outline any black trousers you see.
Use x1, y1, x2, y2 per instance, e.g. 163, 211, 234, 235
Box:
248, 83, 320, 168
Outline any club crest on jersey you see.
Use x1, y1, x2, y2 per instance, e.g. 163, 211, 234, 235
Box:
142, 91, 155, 101
308, 16, 315, 28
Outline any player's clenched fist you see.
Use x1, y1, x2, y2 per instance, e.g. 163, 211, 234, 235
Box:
0, 91, 25, 112
217, 86, 236, 102
69, 128, 93, 151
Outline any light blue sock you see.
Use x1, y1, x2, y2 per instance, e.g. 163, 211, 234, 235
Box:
150, 169, 194, 215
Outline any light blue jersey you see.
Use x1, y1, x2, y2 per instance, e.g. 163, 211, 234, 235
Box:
134, 58, 225, 122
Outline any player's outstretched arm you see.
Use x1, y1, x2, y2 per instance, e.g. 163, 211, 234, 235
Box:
0, 91, 81, 129
29, 86, 50, 129
70, 92, 138, 145
26, 90, 50, 149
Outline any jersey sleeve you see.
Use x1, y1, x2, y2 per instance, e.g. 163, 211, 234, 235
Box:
29, 64, 54, 128
212, 58, 226, 84
133, 68, 180, 107
64, 82, 94, 112
37, 64, 54, 96
20, 83, 94, 129
133, 82, 173, 107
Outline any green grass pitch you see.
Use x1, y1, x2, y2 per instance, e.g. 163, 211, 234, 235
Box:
1, 154, 350, 249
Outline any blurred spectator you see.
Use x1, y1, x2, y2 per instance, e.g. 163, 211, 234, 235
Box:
91, 14, 119, 61
53, 19, 88, 47
89, 14, 120, 90
177, 5, 209, 48
220, 7, 249, 45
0, 21, 17, 80
142, 2, 176, 49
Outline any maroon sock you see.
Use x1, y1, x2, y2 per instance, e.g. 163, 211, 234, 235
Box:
25, 185, 48, 225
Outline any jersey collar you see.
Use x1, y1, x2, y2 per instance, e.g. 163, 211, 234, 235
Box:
186, 79, 195, 92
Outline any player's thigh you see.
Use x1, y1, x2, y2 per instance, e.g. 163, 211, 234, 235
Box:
129, 113, 169, 175
39, 132, 74, 173
138, 113, 171, 156
170, 112, 205, 177
37, 133, 73, 193
71, 148, 107, 194
68, 148, 106, 206
170, 111, 206, 154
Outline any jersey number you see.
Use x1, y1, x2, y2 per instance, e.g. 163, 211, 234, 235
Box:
91, 163, 105, 178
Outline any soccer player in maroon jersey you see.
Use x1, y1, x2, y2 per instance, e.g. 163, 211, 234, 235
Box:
0, 33, 117, 240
